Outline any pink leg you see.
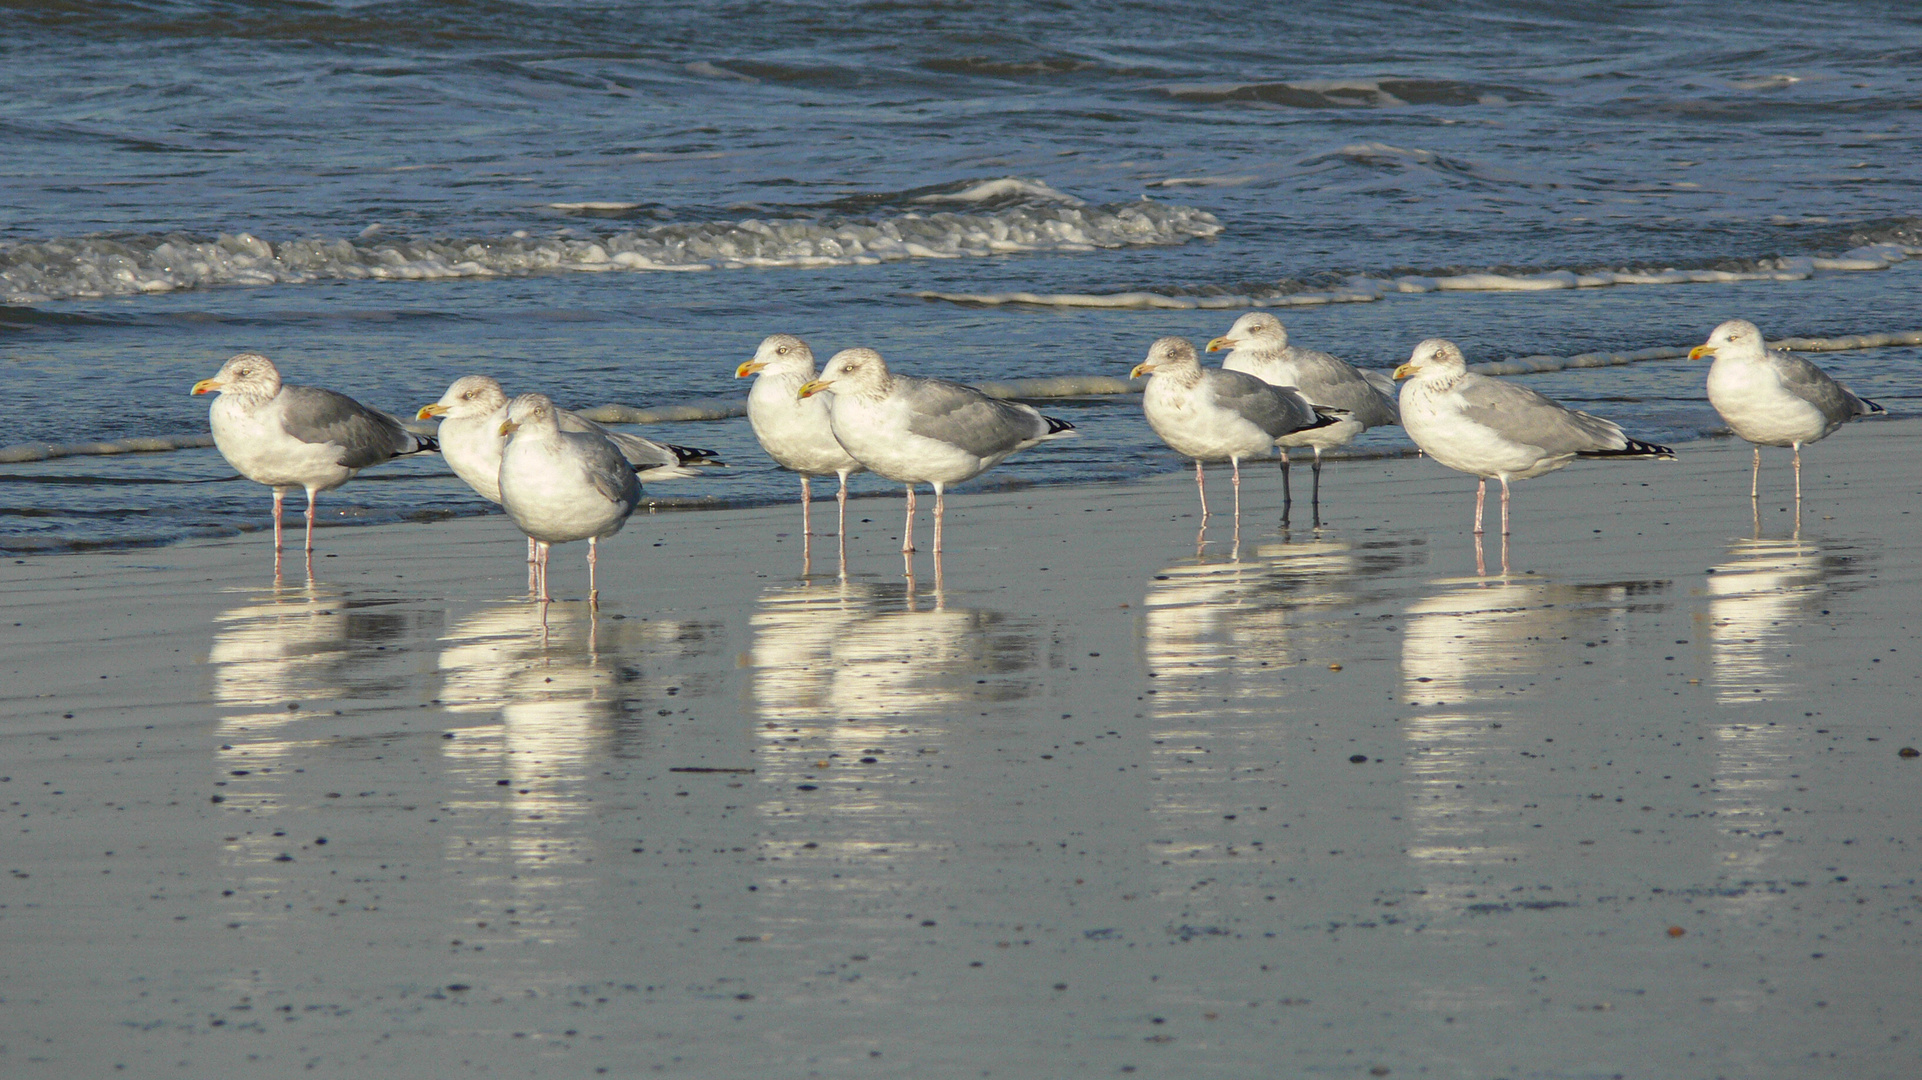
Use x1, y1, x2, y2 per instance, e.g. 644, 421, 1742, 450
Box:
1792, 444, 1803, 503
534, 541, 552, 602
587, 536, 599, 606
1750, 447, 1761, 500
1230, 457, 1242, 521
800, 475, 814, 571
1194, 459, 1208, 518
836, 470, 851, 578
933, 484, 946, 554
1499, 476, 1511, 537
271, 489, 285, 578
303, 489, 317, 577
902, 485, 917, 554
1473, 479, 1486, 535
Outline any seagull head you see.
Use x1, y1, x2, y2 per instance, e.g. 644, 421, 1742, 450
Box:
800, 347, 888, 399
419, 375, 508, 421
1130, 336, 1201, 380
1688, 319, 1763, 362
191, 352, 283, 398
500, 392, 558, 438
1393, 339, 1467, 381
1206, 311, 1286, 354
737, 333, 814, 379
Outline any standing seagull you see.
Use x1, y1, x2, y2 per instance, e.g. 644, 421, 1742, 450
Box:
418, 375, 718, 565
1689, 319, 1886, 501
497, 393, 640, 605
1208, 311, 1399, 527
1131, 336, 1342, 524
735, 334, 866, 573
1393, 339, 1674, 536
191, 352, 436, 574
797, 348, 1075, 556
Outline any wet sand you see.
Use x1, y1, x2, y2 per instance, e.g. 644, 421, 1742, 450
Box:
2, 421, 1918, 1078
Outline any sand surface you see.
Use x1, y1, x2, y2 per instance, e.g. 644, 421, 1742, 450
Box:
2, 423, 1919, 1079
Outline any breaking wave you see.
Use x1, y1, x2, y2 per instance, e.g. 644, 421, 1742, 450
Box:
0, 184, 1220, 304
917, 241, 1922, 311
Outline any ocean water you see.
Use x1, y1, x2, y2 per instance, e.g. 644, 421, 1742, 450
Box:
2, 0, 1918, 553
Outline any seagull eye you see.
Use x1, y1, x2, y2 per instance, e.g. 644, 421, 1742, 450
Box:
776, 346, 789, 355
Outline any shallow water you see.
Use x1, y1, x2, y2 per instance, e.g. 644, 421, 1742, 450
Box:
3, 0, 1919, 552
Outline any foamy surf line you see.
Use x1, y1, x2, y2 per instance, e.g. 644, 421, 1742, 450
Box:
915, 243, 1922, 310
0, 200, 1219, 304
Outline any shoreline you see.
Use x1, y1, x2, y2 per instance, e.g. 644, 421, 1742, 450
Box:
2, 418, 1917, 1078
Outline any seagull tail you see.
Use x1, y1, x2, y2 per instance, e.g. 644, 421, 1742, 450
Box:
1041, 415, 1078, 438
1579, 436, 1674, 460
1304, 405, 1351, 431
633, 463, 717, 483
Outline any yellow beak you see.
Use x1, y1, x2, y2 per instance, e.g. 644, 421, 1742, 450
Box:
190, 378, 222, 396
417, 403, 448, 420
1128, 362, 1155, 379
796, 378, 831, 400
1688, 345, 1714, 360
1392, 362, 1418, 380
498, 418, 520, 437
1204, 336, 1235, 353
735, 360, 766, 378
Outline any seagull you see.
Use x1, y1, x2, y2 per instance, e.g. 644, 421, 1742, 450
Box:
1131, 336, 1344, 523
1393, 338, 1674, 536
1208, 311, 1399, 527
418, 375, 719, 565
191, 352, 436, 573
497, 393, 641, 605
735, 334, 866, 572
797, 347, 1075, 556
1689, 319, 1886, 501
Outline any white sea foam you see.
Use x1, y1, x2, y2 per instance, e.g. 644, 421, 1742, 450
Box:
0, 196, 1219, 303
919, 242, 1922, 311
1146, 176, 1259, 188
912, 179, 1083, 205
0, 433, 213, 464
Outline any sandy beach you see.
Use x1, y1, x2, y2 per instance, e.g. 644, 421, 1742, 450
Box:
2, 420, 1918, 1079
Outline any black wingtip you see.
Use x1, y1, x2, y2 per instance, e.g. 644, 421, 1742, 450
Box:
1579, 436, 1674, 460
413, 434, 441, 455
1045, 415, 1076, 435
667, 443, 724, 465
1860, 396, 1888, 417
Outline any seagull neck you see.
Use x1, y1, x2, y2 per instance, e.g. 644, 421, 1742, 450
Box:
852, 373, 896, 401
1167, 364, 1204, 389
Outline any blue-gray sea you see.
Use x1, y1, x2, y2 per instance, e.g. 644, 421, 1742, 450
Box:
3, 0, 1918, 553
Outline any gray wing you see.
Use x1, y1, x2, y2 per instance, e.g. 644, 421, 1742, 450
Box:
279, 385, 418, 467
900, 376, 1050, 457
1455, 374, 1625, 454
559, 409, 677, 469
1204, 369, 1317, 437
1767, 350, 1879, 423
562, 431, 642, 505
1291, 354, 1400, 427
